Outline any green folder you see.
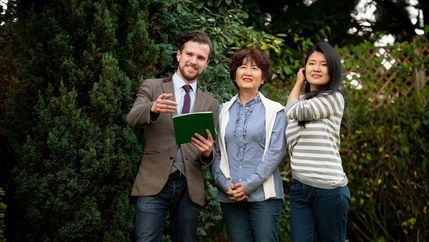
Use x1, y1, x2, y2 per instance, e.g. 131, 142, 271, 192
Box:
172, 111, 217, 144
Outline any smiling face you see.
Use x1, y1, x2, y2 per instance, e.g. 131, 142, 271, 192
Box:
235, 58, 264, 93
305, 51, 330, 91
176, 41, 210, 83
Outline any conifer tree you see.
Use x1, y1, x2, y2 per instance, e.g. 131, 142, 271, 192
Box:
3, 0, 251, 240
3, 1, 156, 241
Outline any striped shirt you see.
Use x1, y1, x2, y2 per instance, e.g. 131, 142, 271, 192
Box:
285, 91, 348, 189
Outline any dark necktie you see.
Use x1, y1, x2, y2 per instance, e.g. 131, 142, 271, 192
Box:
182, 85, 191, 114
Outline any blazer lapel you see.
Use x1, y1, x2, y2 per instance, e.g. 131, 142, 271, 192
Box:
194, 87, 206, 112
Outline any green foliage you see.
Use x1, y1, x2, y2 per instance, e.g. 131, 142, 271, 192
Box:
3, 1, 154, 241
279, 198, 291, 242
335, 37, 429, 241
198, 170, 225, 242
341, 86, 429, 241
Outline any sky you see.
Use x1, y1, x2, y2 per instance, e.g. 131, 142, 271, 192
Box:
351, 0, 424, 46
0, 0, 6, 10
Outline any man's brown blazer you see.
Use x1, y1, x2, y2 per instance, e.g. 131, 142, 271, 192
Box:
127, 77, 219, 206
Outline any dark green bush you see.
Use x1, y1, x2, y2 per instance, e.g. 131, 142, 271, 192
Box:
3, 1, 155, 241
336, 36, 429, 241
341, 86, 429, 241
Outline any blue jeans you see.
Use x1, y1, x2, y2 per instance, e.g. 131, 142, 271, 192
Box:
290, 180, 350, 242
135, 174, 201, 242
220, 199, 282, 242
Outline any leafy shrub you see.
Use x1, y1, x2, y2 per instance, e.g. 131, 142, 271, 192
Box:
341, 86, 428, 241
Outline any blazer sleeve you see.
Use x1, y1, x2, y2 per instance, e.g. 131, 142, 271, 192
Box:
126, 79, 157, 128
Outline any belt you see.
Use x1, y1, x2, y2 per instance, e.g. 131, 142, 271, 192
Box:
169, 170, 185, 179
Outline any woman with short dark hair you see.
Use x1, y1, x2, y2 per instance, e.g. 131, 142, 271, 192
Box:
212, 48, 286, 242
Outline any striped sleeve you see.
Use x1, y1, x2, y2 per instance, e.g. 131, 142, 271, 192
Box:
286, 92, 344, 121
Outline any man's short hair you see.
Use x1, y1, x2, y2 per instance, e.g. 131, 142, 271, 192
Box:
178, 30, 213, 58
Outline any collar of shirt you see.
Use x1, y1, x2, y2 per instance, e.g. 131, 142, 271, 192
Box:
236, 93, 261, 107
172, 73, 197, 113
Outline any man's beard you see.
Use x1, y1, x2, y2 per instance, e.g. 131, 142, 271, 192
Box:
178, 64, 200, 82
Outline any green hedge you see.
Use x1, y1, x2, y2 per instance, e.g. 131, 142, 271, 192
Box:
336, 37, 429, 241
341, 86, 429, 241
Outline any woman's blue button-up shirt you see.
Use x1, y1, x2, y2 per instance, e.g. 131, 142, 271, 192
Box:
213, 95, 287, 202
